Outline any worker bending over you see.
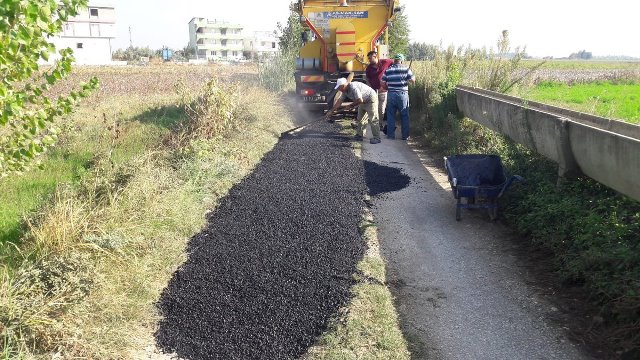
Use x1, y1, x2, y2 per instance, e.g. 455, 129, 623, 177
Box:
324, 78, 382, 144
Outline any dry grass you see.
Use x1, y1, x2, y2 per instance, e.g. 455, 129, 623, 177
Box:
0, 66, 294, 358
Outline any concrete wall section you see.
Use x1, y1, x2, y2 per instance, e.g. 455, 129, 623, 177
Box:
456, 86, 640, 202
569, 123, 639, 200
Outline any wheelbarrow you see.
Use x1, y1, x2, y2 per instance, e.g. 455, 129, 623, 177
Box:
444, 154, 523, 221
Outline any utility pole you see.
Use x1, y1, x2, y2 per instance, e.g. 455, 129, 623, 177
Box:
129, 26, 133, 48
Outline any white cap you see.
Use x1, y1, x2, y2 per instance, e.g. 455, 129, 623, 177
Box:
334, 78, 348, 89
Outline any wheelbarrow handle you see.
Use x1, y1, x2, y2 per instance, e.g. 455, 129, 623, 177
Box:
498, 175, 524, 198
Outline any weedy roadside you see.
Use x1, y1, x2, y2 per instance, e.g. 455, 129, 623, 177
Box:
0, 66, 294, 358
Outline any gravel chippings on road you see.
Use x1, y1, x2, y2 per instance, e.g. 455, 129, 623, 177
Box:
155, 121, 367, 360
363, 160, 411, 196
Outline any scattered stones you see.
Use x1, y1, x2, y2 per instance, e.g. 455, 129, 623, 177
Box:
155, 121, 367, 360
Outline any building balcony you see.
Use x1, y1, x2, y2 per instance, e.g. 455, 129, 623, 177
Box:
197, 44, 223, 50
197, 41, 243, 48
196, 32, 243, 40
197, 44, 243, 51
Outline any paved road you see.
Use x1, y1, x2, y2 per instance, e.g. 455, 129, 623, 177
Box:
360, 130, 590, 360
156, 120, 367, 360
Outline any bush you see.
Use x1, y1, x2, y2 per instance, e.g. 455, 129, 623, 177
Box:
258, 50, 297, 92
174, 78, 242, 145
112, 46, 157, 62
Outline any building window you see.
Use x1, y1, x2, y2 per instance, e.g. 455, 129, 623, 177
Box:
63, 23, 74, 36
232, 51, 237, 57
77, 43, 83, 49
90, 23, 100, 37
211, 51, 216, 56
90, 8, 99, 17
272, 42, 276, 48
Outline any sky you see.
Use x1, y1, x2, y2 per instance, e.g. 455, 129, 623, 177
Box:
108, 0, 639, 58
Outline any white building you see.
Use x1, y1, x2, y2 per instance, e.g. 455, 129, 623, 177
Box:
243, 31, 279, 59
189, 18, 244, 61
46, 2, 116, 65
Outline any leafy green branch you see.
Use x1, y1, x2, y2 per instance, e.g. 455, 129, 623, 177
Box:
0, 0, 99, 177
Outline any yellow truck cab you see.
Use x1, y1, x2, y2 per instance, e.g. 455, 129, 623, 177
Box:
294, 0, 399, 107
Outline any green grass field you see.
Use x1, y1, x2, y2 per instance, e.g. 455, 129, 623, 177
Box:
521, 81, 640, 123
0, 149, 91, 245
522, 59, 640, 70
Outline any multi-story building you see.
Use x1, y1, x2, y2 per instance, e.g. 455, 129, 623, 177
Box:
243, 31, 279, 60
188, 18, 244, 61
47, 2, 116, 65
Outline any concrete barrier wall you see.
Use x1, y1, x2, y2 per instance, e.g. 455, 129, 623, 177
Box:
455, 86, 640, 202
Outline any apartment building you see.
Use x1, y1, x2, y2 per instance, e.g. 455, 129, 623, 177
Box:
243, 31, 279, 59
189, 18, 244, 60
46, 2, 116, 65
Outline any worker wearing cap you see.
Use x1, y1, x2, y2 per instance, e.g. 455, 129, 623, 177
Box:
381, 53, 416, 140
324, 78, 382, 144
365, 51, 394, 133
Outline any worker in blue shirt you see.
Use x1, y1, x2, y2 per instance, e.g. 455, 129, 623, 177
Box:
381, 54, 416, 140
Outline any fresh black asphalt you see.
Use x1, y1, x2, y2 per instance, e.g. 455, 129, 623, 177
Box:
363, 160, 411, 196
155, 121, 408, 359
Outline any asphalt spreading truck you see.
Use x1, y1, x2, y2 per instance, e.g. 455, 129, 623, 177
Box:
293, 0, 400, 107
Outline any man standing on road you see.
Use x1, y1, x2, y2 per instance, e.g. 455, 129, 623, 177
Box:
365, 51, 393, 134
324, 78, 382, 144
381, 54, 416, 140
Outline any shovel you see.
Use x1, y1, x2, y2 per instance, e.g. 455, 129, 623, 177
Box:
280, 115, 327, 136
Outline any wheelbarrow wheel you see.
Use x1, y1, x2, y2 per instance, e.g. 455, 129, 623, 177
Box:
467, 197, 476, 211
489, 202, 498, 221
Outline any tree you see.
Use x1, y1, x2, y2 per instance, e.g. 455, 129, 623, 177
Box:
276, 3, 303, 55
407, 42, 438, 61
388, 6, 410, 56
112, 46, 155, 61
183, 45, 196, 58
0, 0, 99, 177
569, 50, 593, 60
